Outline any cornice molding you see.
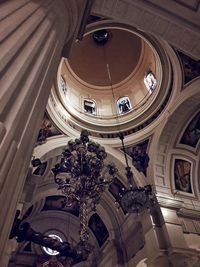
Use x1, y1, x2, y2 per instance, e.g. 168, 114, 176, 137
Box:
177, 208, 200, 220
157, 194, 200, 220
157, 194, 184, 210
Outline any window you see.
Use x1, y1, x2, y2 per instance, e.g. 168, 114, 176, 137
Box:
84, 99, 96, 115
117, 96, 132, 114
42, 234, 62, 256
60, 76, 67, 95
144, 71, 157, 92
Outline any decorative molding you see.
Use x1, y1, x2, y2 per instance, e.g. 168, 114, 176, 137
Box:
156, 194, 184, 210
177, 208, 200, 220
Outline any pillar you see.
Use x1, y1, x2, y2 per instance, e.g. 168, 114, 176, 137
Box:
0, 0, 88, 265
144, 205, 199, 267
161, 207, 199, 267
143, 205, 172, 267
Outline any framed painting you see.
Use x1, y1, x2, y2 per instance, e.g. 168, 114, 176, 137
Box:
173, 158, 193, 195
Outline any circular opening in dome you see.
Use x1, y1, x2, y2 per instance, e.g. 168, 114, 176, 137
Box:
92, 29, 109, 45
42, 234, 62, 255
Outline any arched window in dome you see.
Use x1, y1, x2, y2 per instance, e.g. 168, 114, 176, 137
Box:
117, 96, 132, 114
60, 76, 67, 95
84, 99, 96, 115
144, 71, 157, 92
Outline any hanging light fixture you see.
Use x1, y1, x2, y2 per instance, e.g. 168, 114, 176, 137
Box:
105, 56, 156, 214
119, 133, 155, 213
51, 129, 118, 259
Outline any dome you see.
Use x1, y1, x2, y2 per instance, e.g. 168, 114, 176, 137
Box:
47, 22, 171, 140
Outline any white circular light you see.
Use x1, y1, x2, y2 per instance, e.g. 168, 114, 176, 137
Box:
42, 234, 63, 256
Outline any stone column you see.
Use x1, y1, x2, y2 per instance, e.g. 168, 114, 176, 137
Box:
145, 225, 172, 267
143, 206, 172, 267
144, 205, 199, 267
0, 0, 88, 265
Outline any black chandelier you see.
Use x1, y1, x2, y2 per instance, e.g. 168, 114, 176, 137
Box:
51, 130, 155, 258
51, 130, 118, 259
118, 134, 155, 213
104, 52, 155, 214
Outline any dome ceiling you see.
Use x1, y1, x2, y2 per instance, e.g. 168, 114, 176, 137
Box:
47, 22, 172, 140
68, 29, 142, 86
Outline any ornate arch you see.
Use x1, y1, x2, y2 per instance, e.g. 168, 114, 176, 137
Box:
151, 78, 200, 206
